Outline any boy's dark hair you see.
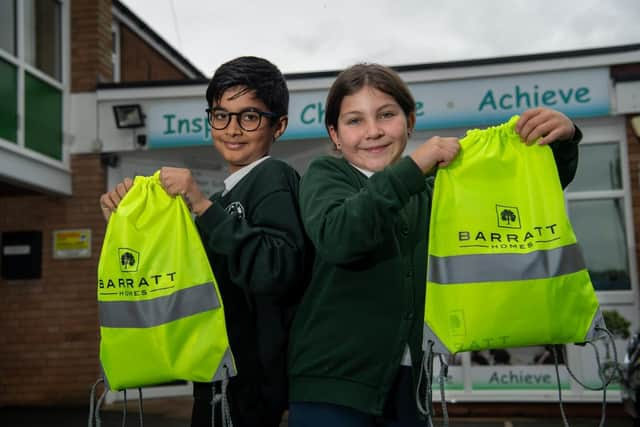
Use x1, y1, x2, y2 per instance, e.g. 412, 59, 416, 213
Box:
325, 63, 415, 131
206, 56, 289, 120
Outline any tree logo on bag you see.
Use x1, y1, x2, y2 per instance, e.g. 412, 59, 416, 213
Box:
496, 204, 521, 229
118, 248, 140, 272
501, 210, 516, 224
448, 310, 466, 336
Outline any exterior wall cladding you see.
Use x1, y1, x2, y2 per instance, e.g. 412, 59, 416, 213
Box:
627, 116, 640, 275
616, 64, 640, 280
0, 0, 193, 405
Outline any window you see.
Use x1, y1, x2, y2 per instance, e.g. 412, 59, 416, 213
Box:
0, 59, 18, 143
111, 22, 120, 82
24, 0, 62, 81
566, 143, 622, 191
0, 0, 16, 55
0, 0, 65, 159
565, 141, 632, 291
569, 199, 630, 290
470, 346, 569, 391
24, 72, 63, 160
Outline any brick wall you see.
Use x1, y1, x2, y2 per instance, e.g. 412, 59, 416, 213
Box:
0, 0, 192, 408
626, 116, 640, 280
615, 64, 640, 282
71, 0, 113, 92
0, 155, 107, 405
0, 0, 113, 405
119, 25, 187, 81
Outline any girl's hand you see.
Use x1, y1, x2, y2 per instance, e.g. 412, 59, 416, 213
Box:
409, 136, 460, 173
516, 107, 575, 145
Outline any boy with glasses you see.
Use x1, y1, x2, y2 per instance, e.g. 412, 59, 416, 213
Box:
100, 56, 312, 427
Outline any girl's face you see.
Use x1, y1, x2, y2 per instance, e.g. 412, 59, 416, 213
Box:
329, 86, 415, 172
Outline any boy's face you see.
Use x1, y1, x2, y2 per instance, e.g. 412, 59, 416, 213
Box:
211, 86, 286, 173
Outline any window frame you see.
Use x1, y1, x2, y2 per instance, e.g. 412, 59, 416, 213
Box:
565, 117, 637, 305
23, 0, 63, 82
0, 0, 17, 56
0, 0, 68, 168
111, 21, 121, 83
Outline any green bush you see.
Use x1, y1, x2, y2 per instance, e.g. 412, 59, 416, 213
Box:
602, 310, 631, 339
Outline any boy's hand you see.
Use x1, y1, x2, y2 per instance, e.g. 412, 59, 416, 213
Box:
516, 107, 576, 146
159, 167, 212, 216
410, 136, 460, 174
99, 178, 133, 221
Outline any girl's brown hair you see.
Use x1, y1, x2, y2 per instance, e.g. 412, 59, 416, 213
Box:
324, 63, 416, 132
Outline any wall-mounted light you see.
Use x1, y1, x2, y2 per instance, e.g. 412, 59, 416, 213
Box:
632, 115, 640, 139
113, 104, 145, 129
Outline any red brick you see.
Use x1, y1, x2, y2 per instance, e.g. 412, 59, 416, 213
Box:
1, 0, 194, 406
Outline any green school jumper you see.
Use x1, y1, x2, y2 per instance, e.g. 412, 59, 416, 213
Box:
195, 157, 311, 426
288, 130, 580, 416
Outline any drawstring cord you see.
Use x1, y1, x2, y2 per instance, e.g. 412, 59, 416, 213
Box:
88, 378, 104, 427
121, 389, 128, 427
416, 341, 435, 427
88, 380, 145, 427
552, 326, 618, 427
211, 365, 234, 427
222, 369, 233, 427
437, 353, 450, 427
552, 345, 570, 427
137, 387, 144, 427
415, 343, 450, 427
95, 386, 108, 427
211, 383, 219, 427
418, 328, 617, 427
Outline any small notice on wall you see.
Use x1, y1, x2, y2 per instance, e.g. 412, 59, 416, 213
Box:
53, 229, 91, 259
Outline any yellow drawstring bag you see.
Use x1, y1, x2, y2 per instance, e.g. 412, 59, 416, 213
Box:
423, 116, 603, 355
97, 171, 235, 391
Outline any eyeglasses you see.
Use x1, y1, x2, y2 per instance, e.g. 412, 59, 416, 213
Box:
206, 107, 278, 132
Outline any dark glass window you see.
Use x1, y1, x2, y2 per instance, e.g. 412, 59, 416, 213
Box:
24, 0, 62, 80
0, 0, 16, 55
569, 198, 631, 291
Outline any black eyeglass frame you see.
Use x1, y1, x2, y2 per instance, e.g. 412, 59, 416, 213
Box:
205, 107, 279, 132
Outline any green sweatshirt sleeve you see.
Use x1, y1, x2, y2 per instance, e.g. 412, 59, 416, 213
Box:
196, 187, 307, 297
299, 156, 425, 265
550, 124, 582, 189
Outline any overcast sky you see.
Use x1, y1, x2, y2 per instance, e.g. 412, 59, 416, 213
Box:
121, 0, 640, 76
